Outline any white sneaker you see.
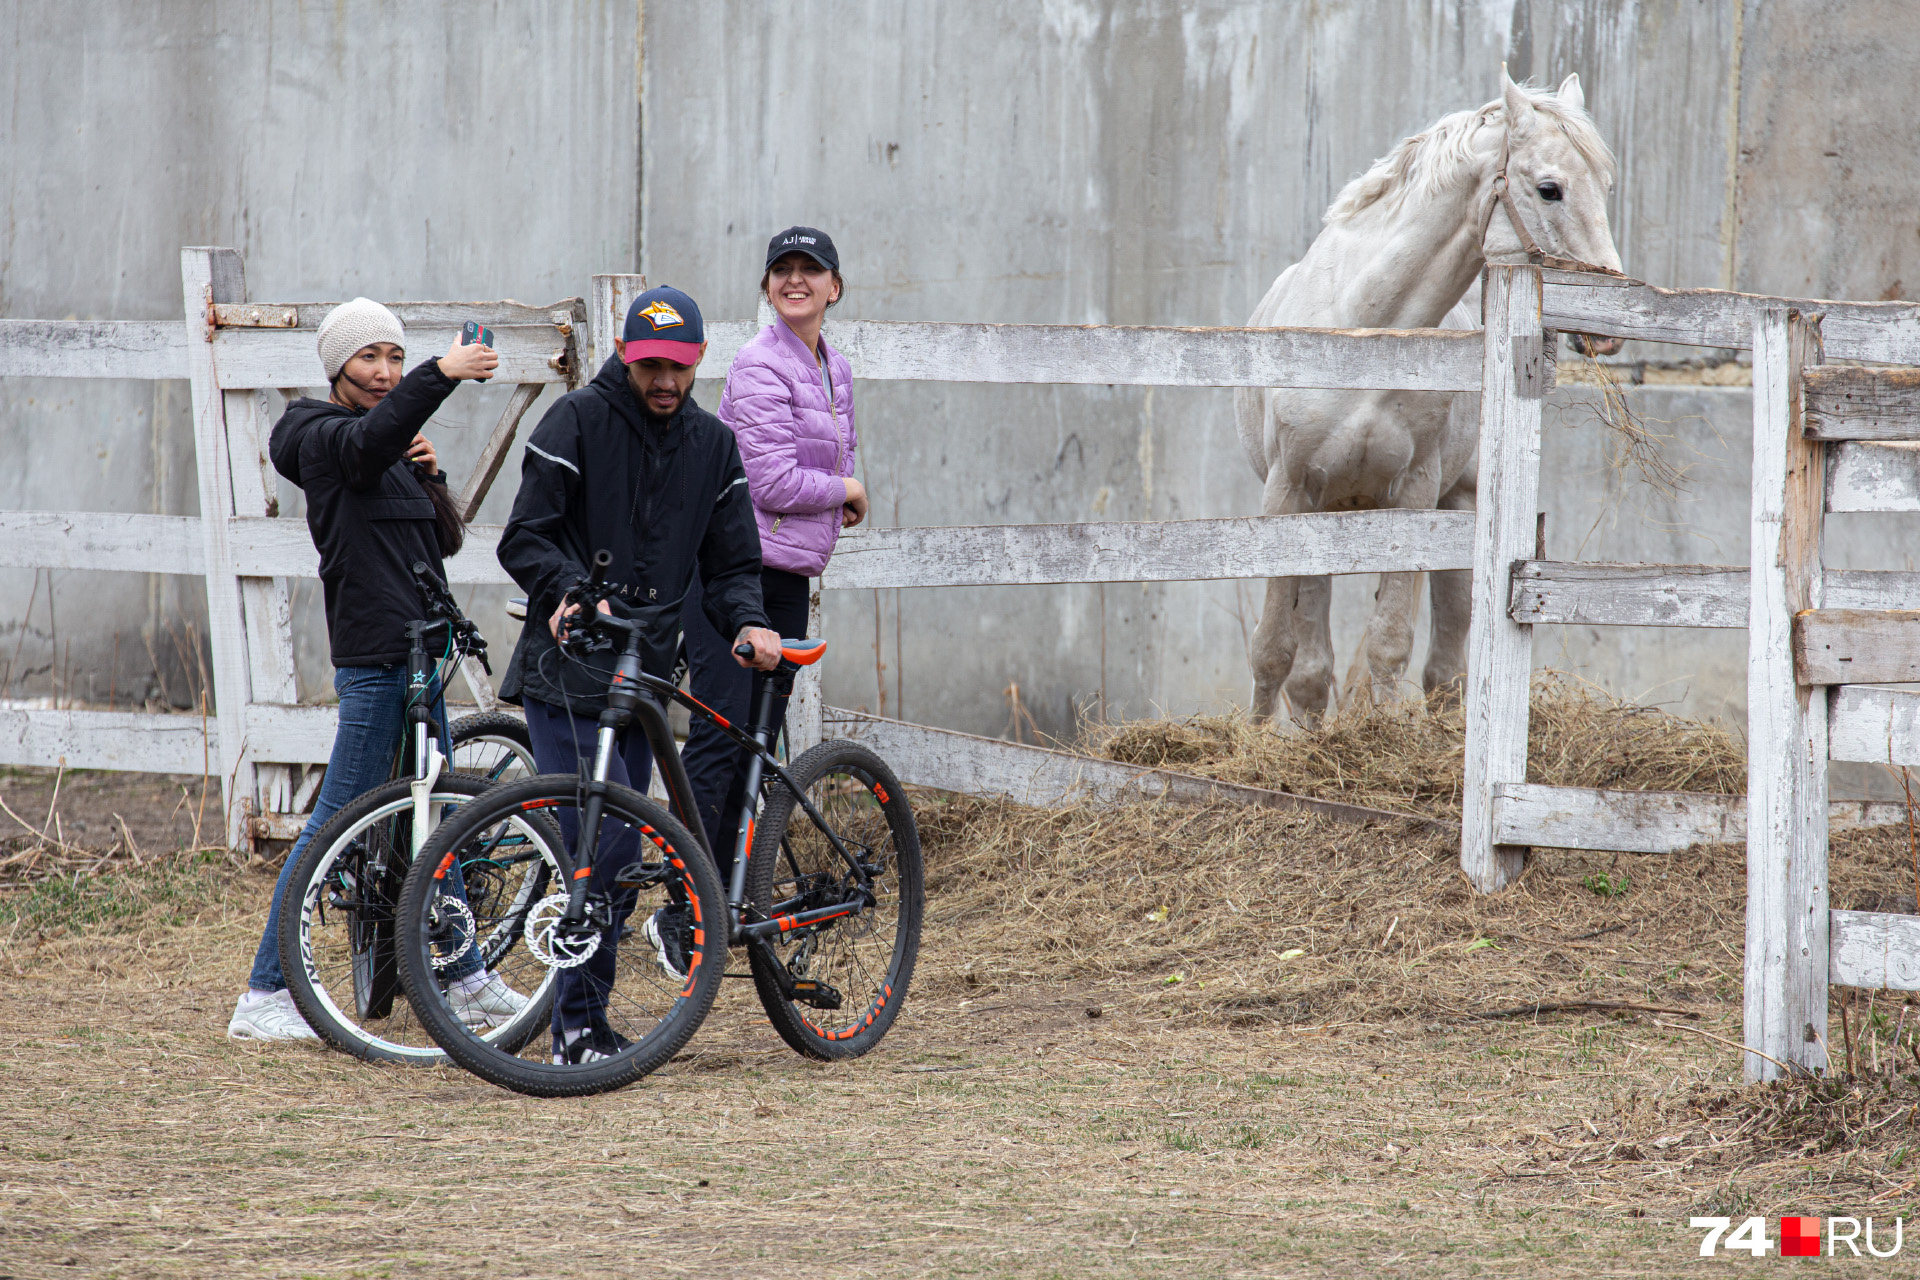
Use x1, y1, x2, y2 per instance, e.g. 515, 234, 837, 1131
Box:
447, 971, 531, 1030
228, 989, 320, 1042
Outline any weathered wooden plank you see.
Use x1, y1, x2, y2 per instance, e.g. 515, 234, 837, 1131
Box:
242, 702, 342, 765
788, 586, 824, 756
1492, 783, 1910, 852
1829, 686, 1920, 767
1461, 267, 1544, 894
0, 511, 203, 574
182, 247, 255, 848
1825, 441, 1920, 512
822, 510, 1474, 591
823, 708, 1441, 829
1508, 563, 1920, 626
1509, 561, 1747, 628
589, 275, 648, 375
0, 319, 190, 380
227, 517, 512, 586
1493, 783, 1744, 852
212, 299, 582, 330
706, 318, 1481, 391
210, 324, 571, 389
0, 708, 212, 774
1830, 910, 1920, 992
1745, 308, 1828, 1081
223, 381, 300, 815
1542, 278, 1920, 363
1804, 366, 1920, 441
457, 383, 545, 521
1794, 610, 1920, 685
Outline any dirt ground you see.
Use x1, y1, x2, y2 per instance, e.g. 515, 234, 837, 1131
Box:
3, 764, 1919, 1278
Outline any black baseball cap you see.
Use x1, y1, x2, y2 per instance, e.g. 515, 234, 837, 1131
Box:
764, 226, 839, 273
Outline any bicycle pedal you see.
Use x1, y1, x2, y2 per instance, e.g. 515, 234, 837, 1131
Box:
611, 861, 668, 890
789, 979, 843, 1011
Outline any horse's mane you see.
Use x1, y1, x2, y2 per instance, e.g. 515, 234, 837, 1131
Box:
1323, 83, 1615, 225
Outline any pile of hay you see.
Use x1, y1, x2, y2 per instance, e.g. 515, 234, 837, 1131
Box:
1089, 672, 1746, 820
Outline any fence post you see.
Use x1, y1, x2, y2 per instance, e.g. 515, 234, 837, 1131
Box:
787, 582, 825, 755
1460, 264, 1544, 893
589, 274, 648, 374
1745, 307, 1828, 1081
180, 248, 259, 848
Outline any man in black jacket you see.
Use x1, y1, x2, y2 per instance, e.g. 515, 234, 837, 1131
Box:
497, 285, 778, 1064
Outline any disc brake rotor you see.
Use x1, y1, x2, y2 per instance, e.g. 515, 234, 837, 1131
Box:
524, 892, 601, 970
428, 895, 478, 971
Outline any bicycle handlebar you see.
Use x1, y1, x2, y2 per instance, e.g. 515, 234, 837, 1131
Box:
409, 560, 490, 673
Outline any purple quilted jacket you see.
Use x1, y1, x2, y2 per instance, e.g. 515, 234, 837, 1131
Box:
718, 317, 856, 576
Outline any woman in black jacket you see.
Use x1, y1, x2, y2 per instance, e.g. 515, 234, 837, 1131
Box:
228, 297, 503, 1042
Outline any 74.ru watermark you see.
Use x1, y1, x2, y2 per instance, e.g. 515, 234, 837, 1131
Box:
1690, 1216, 1904, 1258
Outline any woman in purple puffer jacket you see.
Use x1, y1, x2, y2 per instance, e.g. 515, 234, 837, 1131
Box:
679, 225, 867, 873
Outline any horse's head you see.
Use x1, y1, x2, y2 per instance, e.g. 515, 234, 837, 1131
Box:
1486, 72, 1624, 356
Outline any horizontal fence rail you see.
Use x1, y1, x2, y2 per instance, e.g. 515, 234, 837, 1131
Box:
822, 510, 1474, 590
703, 320, 1484, 390
1541, 271, 1920, 363
1492, 782, 1913, 855
1508, 562, 1920, 628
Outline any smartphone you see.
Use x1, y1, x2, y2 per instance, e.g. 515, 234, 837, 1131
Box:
460, 320, 495, 382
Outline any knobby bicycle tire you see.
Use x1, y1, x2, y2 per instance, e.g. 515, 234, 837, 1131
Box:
396, 775, 728, 1097
278, 772, 565, 1065
745, 740, 923, 1060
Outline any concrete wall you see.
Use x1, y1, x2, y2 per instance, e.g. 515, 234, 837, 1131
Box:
640, 0, 1920, 739
5, 1, 1919, 749
0, 0, 639, 704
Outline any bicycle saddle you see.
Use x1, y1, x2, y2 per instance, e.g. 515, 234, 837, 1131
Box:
779, 638, 827, 666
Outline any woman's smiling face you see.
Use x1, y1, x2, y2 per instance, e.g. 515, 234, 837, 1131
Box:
766, 253, 839, 328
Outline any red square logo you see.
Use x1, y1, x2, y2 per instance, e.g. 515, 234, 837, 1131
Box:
1781, 1216, 1820, 1257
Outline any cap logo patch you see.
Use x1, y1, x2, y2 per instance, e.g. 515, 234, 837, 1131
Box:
637, 301, 685, 330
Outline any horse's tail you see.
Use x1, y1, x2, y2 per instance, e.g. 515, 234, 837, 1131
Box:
1234, 386, 1270, 482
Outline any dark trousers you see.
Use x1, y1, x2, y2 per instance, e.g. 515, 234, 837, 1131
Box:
522, 695, 658, 1035
679, 567, 811, 886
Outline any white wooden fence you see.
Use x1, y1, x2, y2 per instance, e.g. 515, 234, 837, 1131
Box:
6, 252, 1920, 1080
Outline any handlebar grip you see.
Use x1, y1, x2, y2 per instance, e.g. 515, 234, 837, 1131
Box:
411, 560, 429, 576
734, 641, 755, 660
587, 549, 612, 589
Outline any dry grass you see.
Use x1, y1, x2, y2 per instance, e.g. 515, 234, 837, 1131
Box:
1092, 673, 1746, 820
0, 688, 1916, 1276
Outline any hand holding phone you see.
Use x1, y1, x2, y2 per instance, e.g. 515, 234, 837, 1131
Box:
439, 325, 499, 382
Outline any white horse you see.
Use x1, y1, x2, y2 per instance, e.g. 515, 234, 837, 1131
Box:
1235, 73, 1624, 724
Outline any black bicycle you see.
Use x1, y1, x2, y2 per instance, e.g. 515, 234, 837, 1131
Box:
278, 564, 566, 1064
396, 551, 923, 1096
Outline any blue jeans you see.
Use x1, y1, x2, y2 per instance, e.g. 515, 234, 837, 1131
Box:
248, 664, 456, 992
522, 696, 660, 1034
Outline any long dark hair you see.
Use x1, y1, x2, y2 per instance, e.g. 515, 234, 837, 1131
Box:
418, 470, 465, 558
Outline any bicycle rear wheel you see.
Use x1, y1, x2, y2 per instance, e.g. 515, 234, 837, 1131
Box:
396, 776, 727, 1096
745, 740, 923, 1060
449, 711, 536, 784
278, 773, 565, 1064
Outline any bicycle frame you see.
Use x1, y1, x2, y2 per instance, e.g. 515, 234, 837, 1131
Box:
558, 610, 874, 948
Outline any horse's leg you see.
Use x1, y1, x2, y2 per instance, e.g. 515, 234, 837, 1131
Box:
1283, 575, 1335, 723
1248, 574, 1298, 723
1360, 570, 1424, 702
1422, 480, 1475, 700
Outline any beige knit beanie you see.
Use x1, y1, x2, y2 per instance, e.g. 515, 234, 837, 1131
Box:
316, 297, 405, 380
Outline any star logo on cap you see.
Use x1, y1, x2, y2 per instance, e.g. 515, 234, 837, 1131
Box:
636, 301, 685, 330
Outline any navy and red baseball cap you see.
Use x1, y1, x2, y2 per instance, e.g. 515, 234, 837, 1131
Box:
622, 286, 705, 364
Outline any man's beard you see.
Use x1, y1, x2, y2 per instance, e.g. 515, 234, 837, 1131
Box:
639, 388, 686, 422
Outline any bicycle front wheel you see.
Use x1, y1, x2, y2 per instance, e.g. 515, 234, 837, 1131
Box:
278, 773, 565, 1065
396, 776, 728, 1097
746, 740, 924, 1060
